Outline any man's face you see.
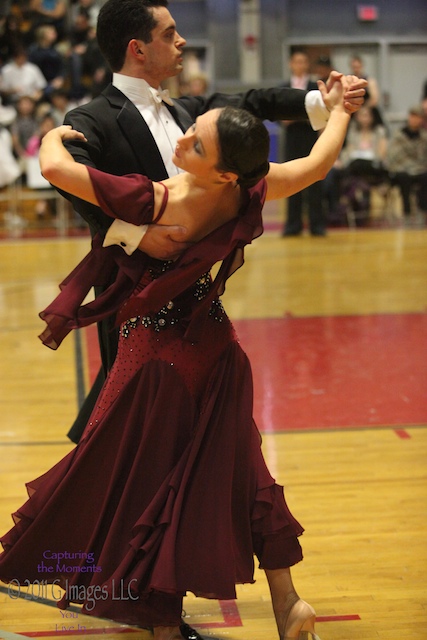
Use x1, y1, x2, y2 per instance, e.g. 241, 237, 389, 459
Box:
290, 53, 309, 77
139, 7, 186, 84
408, 112, 423, 131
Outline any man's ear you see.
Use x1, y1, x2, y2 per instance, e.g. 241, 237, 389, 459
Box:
130, 39, 144, 58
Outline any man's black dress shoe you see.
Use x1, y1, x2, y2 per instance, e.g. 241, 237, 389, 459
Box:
179, 621, 204, 640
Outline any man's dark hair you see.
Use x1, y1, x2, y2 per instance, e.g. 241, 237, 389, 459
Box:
216, 107, 270, 189
97, 0, 169, 72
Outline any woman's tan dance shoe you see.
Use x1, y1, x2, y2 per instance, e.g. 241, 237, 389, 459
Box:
283, 599, 322, 640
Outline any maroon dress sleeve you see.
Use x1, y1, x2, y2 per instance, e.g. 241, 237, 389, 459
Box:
87, 167, 157, 226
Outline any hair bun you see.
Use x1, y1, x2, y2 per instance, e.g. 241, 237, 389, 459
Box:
238, 160, 270, 188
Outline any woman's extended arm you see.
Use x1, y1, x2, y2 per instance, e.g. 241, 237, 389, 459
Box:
40, 126, 100, 205
265, 77, 351, 201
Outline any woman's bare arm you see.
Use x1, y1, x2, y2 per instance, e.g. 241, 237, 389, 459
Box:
265, 77, 351, 201
40, 126, 100, 205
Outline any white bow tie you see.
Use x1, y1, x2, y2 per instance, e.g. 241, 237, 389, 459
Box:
149, 86, 174, 106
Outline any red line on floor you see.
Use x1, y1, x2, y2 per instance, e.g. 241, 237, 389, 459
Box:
317, 614, 361, 622
394, 429, 412, 439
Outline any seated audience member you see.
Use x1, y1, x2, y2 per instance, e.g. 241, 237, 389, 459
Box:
4, 4, 34, 48
387, 105, 427, 217
66, 6, 92, 101
10, 94, 39, 165
80, 25, 112, 98
28, 0, 68, 42
0, 122, 21, 188
70, 0, 101, 30
49, 88, 70, 125
0, 13, 25, 64
27, 24, 66, 100
324, 105, 388, 223
25, 111, 57, 219
341, 104, 388, 177
0, 47, 47, 105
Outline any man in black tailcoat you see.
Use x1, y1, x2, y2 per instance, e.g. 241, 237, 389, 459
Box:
61, 1, 365, 445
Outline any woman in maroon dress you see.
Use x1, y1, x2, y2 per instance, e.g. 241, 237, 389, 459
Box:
0, 85, 350, 640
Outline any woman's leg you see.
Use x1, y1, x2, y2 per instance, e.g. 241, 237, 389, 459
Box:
265, 567, 300, 638
265, 568, 320, 640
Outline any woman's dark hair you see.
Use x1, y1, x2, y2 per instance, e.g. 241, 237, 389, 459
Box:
216, 107, 270, 189
97, 0, 169, 72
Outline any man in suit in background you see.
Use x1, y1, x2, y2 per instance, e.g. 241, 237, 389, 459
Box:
281, 48, 327, 236
62, 0, 365, 443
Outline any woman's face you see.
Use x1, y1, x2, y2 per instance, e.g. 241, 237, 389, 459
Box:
356, 107, 373, 127
173, 109, 223, 180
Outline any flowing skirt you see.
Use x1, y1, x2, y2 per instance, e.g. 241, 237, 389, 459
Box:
0, 307, 303, 626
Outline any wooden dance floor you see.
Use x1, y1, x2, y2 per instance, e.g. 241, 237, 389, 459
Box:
0, 209, 426, 639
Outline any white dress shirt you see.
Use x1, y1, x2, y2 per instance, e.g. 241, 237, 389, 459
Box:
305, 91, 330, 132
104, 74, 330, 254
103, 74, 183, 254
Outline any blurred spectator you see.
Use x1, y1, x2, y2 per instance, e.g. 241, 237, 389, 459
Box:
350, 54, 384, 128
67, 6, 92, 100
387, 105, 427, 218
6, 2, 34, 47
28, 0, 67, 42
188, 73, 209, 97
341, 105, 388, 175
0, 46, 46, 104
0, 93, 16, 124
0, 12, 25, 65
315, 55, 341, 222
350, 55, 380, 107
0, 121, 21, 187
80, 25, 111, 98
24, 110, 57, 219
25, 108, 55, 155
334, 105, 389, 222
48, 87, 69, 124
27, 24, 65, 99
70, 0, 100, 29
281, 49, 325, 236
314, 55, 332, 84
0, 86, 20, 189
10, 94, 38, 162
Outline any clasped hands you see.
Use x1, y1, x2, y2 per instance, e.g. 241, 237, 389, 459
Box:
319, 70, 367, 114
